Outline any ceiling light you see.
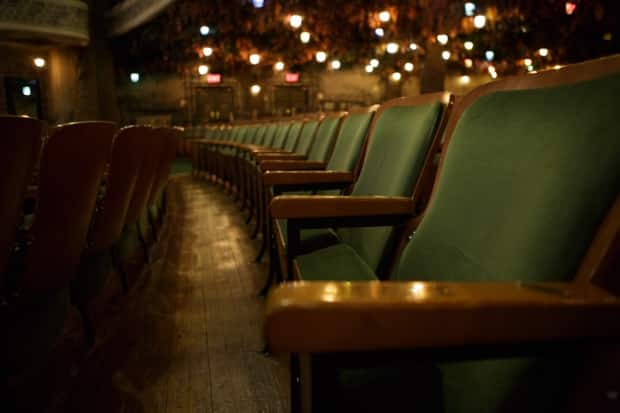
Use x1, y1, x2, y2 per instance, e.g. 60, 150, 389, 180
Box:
386, 42, 399, 54
198, 65, 209, 75
464, 41, 474, 50
199, 25, 210, 36
330, 60, 341, 70
130, 72, 140, 83
404, 62, 414, 72
370, 58, 379, 68
473, 14, 486, 29
441, 50, 451, 61
33, 57, 46, 68
250, 84, 261, 95
437, 34, 449, 45
202, 47, 213, 57
315, 51, 327, 63
390, 72, 402, 82
300, 31, 311, 43
374, 27, 384, 37
289, 14, 303, 29
249, 53, 261, 65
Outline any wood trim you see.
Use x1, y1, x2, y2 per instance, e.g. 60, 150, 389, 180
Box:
265, 281, 620, 352
263, 171, 353, 187
260, 160, 326, 171
270, 195, 415, 219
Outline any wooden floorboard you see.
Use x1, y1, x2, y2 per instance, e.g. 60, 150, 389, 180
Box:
55, 175, 289, 412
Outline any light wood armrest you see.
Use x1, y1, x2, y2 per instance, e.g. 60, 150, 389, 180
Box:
270, 195, 415, 219
263, 171, 353, 186
260, 160, 327, 171
265, 281, 620, 352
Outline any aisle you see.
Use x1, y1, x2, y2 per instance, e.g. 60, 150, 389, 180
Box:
60, 175, 289, 412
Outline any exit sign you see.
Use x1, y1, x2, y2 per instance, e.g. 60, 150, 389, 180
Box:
285, 72, 300, 83
207, 73, 222, 84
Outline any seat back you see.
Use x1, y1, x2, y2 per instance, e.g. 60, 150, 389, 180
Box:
124, 128, 167, 226
306, 115, 341, 162
262, 124, 279, 147
19, 122, 115, 295
284, 122, 304, 152
253, 125, 268, 145
149, 127, 183, 208
324, 108, 376, 172
337, 93, 448, 275
271, 123, 292, 149
89, 126, 150, 252
397, 56, 620, 285
294, 120, 320, 156
0, 116, 42, 287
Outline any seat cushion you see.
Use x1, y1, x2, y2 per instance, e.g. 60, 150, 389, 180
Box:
296, 243, 378, 281
276, 218, 340, 253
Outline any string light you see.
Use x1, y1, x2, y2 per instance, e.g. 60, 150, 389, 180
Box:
386, 42, 399, 54
289, 14, 303, 29
250, 84, 261, 95
199, 25, 210, 36
538, 48, 549, 57
441, 50, 451, 60
202, 47, 213, 57
464, 58, 473, 68
198, 65, 209, 75
409, 43, 418, 51
374, 28, 385, 37
379, 11, 390, 22
315, 51, 327, 62
485, 50, 495, 61
300, 31, 311, 43
249, 53, 261, 65
464, 2, 476, 17
437, 34, 449, 45
130, 72, 140, 83
464, 41, 474, 50
370, 58, 379, 68
330, 60, 341, 70
274, 61, 285, 71
473, 14, 487, 29
523, 58, 533, 66
404, 62, 414, 72
33, 57, 46, 68
390, 72, 402, 82
365, 64, 374, 73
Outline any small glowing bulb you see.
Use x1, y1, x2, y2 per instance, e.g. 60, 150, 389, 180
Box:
459, 75, 471, 85
409, 42, 418, 51
464, 41, 474, 50
130, 72, 140, 83
300, 31, 311, 43
523, 58, 533, 66
374, 27, 384, 37
315, 51, 327, 63
441, 50, 451, 61
565, 2, 577, 15
330, 60, 341, 70
198, 65, 209, 75
538, 48, 549, 57
274, 61, 285, 71
485, 50, 495, 61
490, 70, 498, 79
437, 34, 449, 45
370, 58, 379, 68
473, 14, 486, 29
464, 58, 473, 68
199, 25, 210, 36
203, 47, 213, 57
464, 2, 476, 17
488, 65, 497, 75
249, 53, 261, 65
386, 42, 399, 54
250, 84, 261, 96
365, 64, 374, 73
22, 86, 32, 96
404, 62, 414, 72
379, 10, 390, 22
527, 64, 534, 72
289, 14, 303, 28
33, 57, 46, 68
252, 0, 264, 8
553, 64, 563, 70
391, 72, 402, 82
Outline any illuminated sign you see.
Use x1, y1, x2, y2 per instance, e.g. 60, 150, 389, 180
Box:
207, 73, 221, 84
285, 72, 300, 83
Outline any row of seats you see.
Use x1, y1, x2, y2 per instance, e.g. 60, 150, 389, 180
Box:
1, 118, 180, 378
190, 55, 620, 412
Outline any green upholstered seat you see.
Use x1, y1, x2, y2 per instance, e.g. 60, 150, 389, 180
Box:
294, 121, 319, 156
379, 73, 620, 413
283, 122, 303, 152
296, 243, 377, 281
295, 101, 444, 280
305, 117, 338, 161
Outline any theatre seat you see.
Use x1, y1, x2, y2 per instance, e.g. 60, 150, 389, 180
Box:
271, 93, 450, 281
2, 121, 115, 374
265, 55, 620, 412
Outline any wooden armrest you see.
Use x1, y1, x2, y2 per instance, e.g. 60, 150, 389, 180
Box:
255, 153, 306, 161
265, 281, 620, 352
260, 160, 327, 171
270, 195, 414, 219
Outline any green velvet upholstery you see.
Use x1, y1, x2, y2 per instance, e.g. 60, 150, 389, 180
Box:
296, 243, 377, 281
323, 112, 373, 172
271, 124, 291, 149
284, 122, 304, 152
262, 124, 279, 147
335, 102, 443, 274
306, 117, 339, 162
294, 121, 319, 155
277, 219, 340, 253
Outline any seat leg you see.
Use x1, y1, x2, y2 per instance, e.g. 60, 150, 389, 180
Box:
290, 353, 302, 413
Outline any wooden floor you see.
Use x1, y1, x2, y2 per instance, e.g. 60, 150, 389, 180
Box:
54, 175, 290, 412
